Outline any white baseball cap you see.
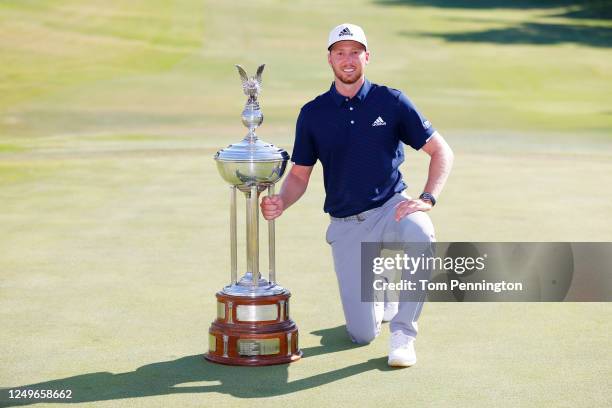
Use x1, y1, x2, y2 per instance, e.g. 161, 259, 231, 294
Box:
327, 23, 368, 51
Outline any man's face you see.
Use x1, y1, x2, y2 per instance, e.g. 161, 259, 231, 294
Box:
328, 41, 369, 85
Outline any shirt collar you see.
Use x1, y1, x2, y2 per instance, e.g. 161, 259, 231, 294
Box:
329, 78, 372, 106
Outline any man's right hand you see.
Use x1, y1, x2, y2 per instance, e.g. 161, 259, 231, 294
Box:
260, 194, 285, 220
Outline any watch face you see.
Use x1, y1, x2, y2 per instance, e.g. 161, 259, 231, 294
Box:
420, 193, 435, 205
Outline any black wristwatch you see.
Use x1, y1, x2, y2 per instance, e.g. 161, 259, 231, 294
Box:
419, 192, 436, 206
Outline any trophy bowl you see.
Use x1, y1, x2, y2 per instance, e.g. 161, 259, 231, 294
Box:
215, 138, 289, 192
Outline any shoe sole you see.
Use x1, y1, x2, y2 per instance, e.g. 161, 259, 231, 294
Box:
388, 358, 417, 367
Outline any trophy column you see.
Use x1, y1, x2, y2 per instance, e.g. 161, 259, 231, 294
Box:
205, 64, 302, 366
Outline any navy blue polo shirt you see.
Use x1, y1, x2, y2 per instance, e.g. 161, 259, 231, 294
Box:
292, 79, 436, 218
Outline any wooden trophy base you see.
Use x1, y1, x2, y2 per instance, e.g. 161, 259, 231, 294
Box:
205, 290, 302, 366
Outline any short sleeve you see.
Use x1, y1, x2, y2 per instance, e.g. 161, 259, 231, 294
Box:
291, 108, 318, 166
396, 92, 436, 150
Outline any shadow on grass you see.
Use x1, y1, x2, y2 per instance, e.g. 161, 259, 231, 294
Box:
406, 21, 612, 48
377, 0, 612, 47
376, 0, 612, 19
0, 326, 396, 407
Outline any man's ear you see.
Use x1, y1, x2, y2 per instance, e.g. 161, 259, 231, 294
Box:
327, 51, 332, 67
365, 50, 370, 65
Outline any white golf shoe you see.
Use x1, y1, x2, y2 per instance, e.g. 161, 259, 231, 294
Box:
388, 330, 417, 367
382, 301, 398, 322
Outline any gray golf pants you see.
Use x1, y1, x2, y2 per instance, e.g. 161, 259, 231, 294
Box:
325, 193, 435, 344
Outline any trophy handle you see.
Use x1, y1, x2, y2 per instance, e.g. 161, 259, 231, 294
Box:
249, 185, 260, 287
230, 186, 237, 285
268, 185, 276, 284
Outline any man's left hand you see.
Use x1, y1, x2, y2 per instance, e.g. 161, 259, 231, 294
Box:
394, 199, 432, 221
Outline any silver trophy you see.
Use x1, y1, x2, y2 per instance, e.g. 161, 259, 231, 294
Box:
206, 64, 301, 366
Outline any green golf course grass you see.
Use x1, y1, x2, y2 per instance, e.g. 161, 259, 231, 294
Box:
1, 1, 611, 407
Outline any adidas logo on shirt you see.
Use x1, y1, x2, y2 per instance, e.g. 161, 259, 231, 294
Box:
372, 116, 386, 127
339, 27, 352, 37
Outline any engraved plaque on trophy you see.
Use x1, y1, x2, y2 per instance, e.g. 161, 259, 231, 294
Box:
205, 64, 302, 366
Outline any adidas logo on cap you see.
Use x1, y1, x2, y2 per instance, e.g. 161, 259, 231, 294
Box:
328, 23, 368, 50
338, 27, 352, 37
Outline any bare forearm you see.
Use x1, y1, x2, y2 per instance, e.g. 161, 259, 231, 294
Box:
261, 164, 312, 220
279, 170, 309, 209
423, 142, 454, 198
